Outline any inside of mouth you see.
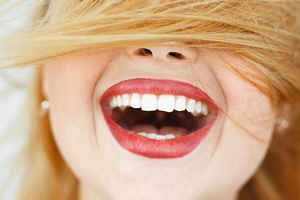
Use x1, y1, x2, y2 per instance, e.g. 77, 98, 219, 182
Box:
109, 107, 208, 137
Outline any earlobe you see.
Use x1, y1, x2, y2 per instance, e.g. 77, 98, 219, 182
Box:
42, 64, 50, 99
275, 102, 290, 134
39, 64, 51, 116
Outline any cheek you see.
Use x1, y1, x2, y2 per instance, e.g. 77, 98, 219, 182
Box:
44, 52, 112, 174
204, 52, 276, 141
203, 52, 276, 188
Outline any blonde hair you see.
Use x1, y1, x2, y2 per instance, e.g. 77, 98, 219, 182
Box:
0, 0, 299, 199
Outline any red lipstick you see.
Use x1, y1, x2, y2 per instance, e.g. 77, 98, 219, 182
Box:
100, 78, 218, 159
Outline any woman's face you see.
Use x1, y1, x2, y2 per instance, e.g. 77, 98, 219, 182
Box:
44, 46, 275, 200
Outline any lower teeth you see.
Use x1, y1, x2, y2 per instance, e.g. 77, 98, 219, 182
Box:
137, 132, 176, 140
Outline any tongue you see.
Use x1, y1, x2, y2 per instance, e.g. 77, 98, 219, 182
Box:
131, 124, 188, 136
131, 124, 158, 134
159, 126, 188, 136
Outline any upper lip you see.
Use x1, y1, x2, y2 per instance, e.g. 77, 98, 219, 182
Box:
100, 78, 219, 158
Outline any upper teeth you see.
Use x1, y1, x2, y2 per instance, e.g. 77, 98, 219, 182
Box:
109, 93, 209, 116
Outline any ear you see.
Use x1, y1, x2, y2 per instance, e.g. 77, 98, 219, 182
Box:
275, 101, 290, 134
279, 100, 290, 118
41, 64, 50, 99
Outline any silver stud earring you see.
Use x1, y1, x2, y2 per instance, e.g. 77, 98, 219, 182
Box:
40, 100, 50, 116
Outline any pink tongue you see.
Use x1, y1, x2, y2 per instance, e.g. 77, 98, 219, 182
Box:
131, 124, 188, 136
159, 126, 188, 136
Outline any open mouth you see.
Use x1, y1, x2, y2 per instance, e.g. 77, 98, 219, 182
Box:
108, 93, 209, 139
100, 78, 218, 159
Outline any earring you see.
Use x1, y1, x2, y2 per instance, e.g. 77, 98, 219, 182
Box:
40, 100, 50, 116
275, 118, 289, 134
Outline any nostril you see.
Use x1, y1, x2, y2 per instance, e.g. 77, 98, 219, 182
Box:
168, 52, 185, 60
136, 48, 153, 56
129, 44, 197, 62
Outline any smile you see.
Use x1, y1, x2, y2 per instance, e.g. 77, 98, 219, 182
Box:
100, 78, 218, 159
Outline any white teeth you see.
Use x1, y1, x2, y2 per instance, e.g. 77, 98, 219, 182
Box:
130, 93, 141, 108
117, 95, 123, 107
122, 94, 130, 106
109, 93, 209, 115
175, 96, 186, 111
109, 96, 118, 108
137, 132, 147, 137
141, 94, 157, 111
146, 133, 156, 139
137, 132, 177, 140
157, 95, 175, 112
155, 135, 166, 140
186, 99, 196, 113
195, 101, 202, 114
201, 103, 208, 115
165, 134, 176, 139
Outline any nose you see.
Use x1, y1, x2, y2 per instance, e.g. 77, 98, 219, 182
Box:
126, 42, 198, 63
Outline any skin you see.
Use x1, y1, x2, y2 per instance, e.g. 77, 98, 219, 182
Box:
43, 46, 276, 200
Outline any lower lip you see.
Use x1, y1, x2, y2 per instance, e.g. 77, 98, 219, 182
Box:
100, 78, 217, 159
104, 116, 214, 158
